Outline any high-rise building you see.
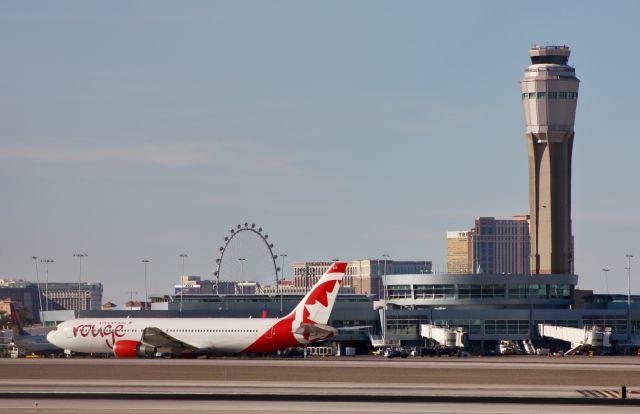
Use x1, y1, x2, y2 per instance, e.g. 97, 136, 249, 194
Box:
0, 280, 103, 321
521, 46, 579, 274
1, 280, 42, 322
447, 231, 471, 273
468, 216, 531, 275
36, 282, 103, 312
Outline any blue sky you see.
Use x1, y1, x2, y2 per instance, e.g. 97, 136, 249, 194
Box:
1, 1, 639, 304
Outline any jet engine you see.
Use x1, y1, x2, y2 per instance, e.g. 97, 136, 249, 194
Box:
113, 340, 157, 358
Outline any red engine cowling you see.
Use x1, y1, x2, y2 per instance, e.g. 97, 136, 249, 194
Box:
113, 340, 156, 358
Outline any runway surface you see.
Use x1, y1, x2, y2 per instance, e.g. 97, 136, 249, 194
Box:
3, 356, 640, 386
1, 356, 639, 413
2, 400, 640, 414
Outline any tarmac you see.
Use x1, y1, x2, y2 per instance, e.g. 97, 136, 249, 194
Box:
1, 356, 640, 413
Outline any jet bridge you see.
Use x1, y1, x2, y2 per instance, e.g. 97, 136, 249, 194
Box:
537, 324, 612, 355
369, 335, 400, 348
420, 324, 466, 349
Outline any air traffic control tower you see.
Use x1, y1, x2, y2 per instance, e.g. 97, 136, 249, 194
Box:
521, 46, 579, 275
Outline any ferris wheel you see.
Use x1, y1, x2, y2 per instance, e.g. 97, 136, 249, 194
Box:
213, 222, 279, 294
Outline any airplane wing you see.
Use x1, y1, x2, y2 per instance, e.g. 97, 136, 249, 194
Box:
141, 327, 199, 354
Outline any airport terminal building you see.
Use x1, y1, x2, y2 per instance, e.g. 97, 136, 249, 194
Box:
381, 272, 640, 353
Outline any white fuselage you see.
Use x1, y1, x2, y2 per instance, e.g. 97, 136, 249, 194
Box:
47, 317, 282, 354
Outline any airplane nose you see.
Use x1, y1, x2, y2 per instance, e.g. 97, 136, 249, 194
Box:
46, 330, 57, 345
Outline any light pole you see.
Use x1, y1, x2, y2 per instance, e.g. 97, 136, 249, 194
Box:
179, 253, 187, 316
381, 254, 390, 342
382, 254, 390, 300
602, 268, 610, 295
142, 259, 149, 309
304, 264, 309, 293
238, 258, 246, 295
625, 255, 633, 307
625, 254, 633, 340
74, 253, 88, 313
279, 253, 287, 315
31, 256, 43, 316
39, 259, 54, 319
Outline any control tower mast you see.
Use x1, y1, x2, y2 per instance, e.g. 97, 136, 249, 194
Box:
521, 46, 579, 275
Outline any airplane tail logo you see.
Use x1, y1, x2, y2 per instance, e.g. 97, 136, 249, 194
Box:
287, 262, 346, 342
237, 262, 347, 353
9, 302, 28, 337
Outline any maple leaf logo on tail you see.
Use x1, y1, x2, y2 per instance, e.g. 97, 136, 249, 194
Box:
288, 262, 347, 343
242, 262, 347, 352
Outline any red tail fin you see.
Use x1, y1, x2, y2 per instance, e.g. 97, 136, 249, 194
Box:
9, 302, 28, 337
287, 262, 347, 325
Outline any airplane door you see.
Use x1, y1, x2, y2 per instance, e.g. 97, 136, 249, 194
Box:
265, 327, 275, 339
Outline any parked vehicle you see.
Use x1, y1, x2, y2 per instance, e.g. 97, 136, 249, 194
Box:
384, 348, 409, 358
10, 346, 23, 358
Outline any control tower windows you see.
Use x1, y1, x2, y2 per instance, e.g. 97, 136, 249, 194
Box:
522, 91, 577, 100
530, 55, 569, 65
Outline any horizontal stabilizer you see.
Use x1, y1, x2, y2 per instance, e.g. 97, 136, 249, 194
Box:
293, 323, 337, 338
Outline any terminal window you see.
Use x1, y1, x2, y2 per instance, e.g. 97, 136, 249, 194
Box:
387, 285, 412, 299
458, 284, 506, 299
458, 284, 482, 299
508, 285, 528, 298
414, 284, 455, 299
549, 284, 571, 299
528, 284, 548, 299
387, 317, 429, 335
583, 316, 627, 335
485, 319, 529, 335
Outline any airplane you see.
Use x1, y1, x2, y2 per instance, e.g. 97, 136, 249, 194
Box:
9, 302, 63, 355
47, 261, 347, 358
